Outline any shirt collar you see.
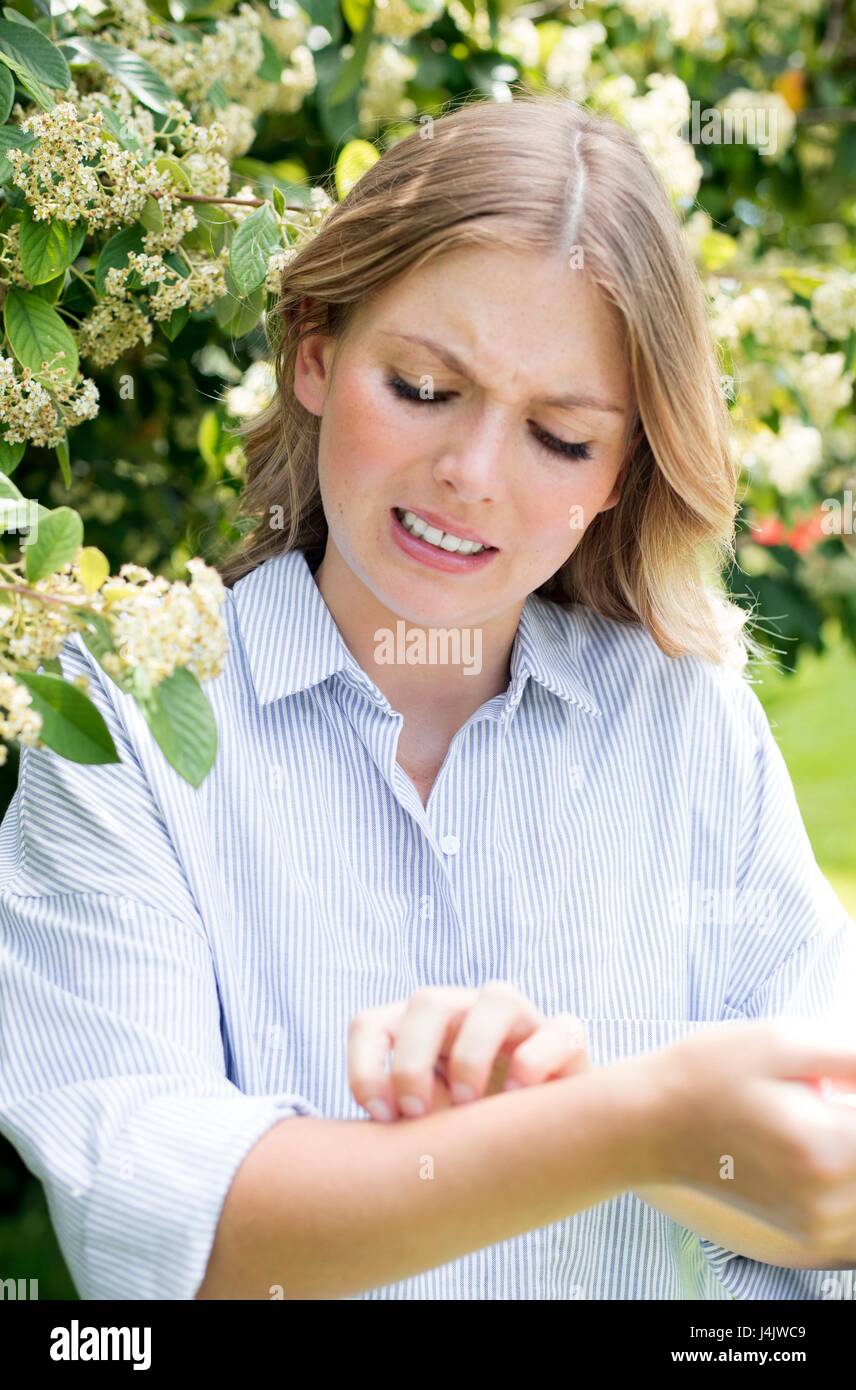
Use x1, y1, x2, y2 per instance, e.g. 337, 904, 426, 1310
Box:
230, 548, 601, 718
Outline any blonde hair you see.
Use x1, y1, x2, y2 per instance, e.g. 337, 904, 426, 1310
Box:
217, 89, 761, 670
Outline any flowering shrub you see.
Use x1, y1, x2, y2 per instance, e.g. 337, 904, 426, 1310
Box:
0, 1, 854, 785
0, 467, 226, 783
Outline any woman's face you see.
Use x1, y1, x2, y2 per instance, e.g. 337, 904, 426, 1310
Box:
294, 244, 634, 628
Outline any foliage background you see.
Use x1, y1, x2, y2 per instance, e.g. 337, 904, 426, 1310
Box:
0, 0, 854, 1296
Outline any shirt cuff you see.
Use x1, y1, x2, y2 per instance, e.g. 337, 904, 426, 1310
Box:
699, 1238, 856, 1300
80, 1088, 322, 1300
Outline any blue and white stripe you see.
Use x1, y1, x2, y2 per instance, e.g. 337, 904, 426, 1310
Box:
0, 546, 854, 1299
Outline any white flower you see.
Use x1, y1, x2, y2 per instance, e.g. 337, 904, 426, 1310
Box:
793, 351, 853, 428
762, 304, 816, 353
372, 0, 444, 41
545, 22, 606, 100
623, 75, 703, 201
732, 417, 823, 495
811, 275, 856, 340
224, 360, 277, 417
714, 89, 796, 161
358, 42, 418, 129
497, 17, 540, 70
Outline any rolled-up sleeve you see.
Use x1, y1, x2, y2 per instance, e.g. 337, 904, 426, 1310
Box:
698, 676, 856, 1299
0, 634, 321, 1300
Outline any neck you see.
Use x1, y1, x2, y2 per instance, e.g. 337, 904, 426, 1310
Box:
313, 544, 523, 729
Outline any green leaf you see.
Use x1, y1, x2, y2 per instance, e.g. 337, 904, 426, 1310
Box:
777, 267, 825, 299
0, 467, 24, 498
205, 77, 228, 109
258, 33, 285, 83
18, 206, 86, 285
0, 56, 13, 121
329, 3, 375, 105
37, 656, 63, 675
229, 202, 281, 295
0, 18, 70, 91
24, 504, 83, 582
13, 670, 120, 765
159, 304, 189, 341
4, 288, 79, 382
72, 608, 115, 663
335, 139, 380, 200
0, 125, 37, 185
10, 62, 53, 111
154, 154, 193, 192
95, 101, 143, 152
183, 199, 232, 255
225, 285, 264, 338
30, 270, 66, 304
95, 223, 146, 295
0, 438, 26, 474
139, 666, 218, 787
55, 434, 71, 488
63, 36, 176, 114
139, 193, 163, 233
341, 0, 373, 34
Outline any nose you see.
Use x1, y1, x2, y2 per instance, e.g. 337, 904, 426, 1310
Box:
431, 406, 513, 504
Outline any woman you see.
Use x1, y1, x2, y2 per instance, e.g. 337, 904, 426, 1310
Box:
1, 93, 856, 1302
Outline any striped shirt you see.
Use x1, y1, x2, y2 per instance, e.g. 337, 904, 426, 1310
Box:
1, 545, 854, 1301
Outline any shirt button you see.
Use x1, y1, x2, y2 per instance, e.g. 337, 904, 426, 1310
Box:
439, 834, 460, 856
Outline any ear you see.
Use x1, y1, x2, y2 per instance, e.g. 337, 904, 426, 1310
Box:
293, 299, 337, 417
600, 458, 628, 513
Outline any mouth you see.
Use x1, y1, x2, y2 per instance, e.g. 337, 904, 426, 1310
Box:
390, 507, 499, 573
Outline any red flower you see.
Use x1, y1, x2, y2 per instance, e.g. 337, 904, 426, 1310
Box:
751, 516, 786, 546
786, 507, 826, 555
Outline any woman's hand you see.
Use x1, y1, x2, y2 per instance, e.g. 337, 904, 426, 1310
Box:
647, 1018, 856, 1261
348, 980, 589, 1122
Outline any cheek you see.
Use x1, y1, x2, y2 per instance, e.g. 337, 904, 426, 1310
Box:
518, 475, 602, 551
322, 371, 403, 494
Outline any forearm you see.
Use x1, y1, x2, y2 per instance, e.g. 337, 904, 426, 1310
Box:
634, 1185, 856, 1269
197, 1053, 666, 1300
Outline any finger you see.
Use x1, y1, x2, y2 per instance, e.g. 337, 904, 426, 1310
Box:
390, 987, 480, 1118
758, 1017, 856, 1082
348, 1002, 408, 1122
501, 1014, 589, 1090
445, 981, 543, 1103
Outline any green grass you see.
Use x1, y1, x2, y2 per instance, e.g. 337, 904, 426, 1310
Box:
754, 632, 856, 918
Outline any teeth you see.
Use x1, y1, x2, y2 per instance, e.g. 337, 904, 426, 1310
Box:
398, 509, 487, 554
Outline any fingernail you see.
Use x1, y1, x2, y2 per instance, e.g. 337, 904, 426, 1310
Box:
502, 1079, 521, 1091
366, 1098, 393, 1122
451, 1082, 475, 1104
399, 1094, 426, 1117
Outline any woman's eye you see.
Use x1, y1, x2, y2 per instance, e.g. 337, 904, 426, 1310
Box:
387, 374, 454, 405
386, 374, 592, 462
529, 424, 592, 462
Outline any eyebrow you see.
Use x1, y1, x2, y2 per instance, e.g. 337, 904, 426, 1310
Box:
378, 332, 625, 415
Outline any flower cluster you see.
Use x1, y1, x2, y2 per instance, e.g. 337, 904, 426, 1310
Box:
113, 0, 265, 109
0, 355, 99, 449
0, 674, 42, 765
6, 103, 178, 233
359, 43, 418, 129
0, 549, 227, 764
97, 558, 226, 692
372, 0, 445, 41
594, 73, 703, 202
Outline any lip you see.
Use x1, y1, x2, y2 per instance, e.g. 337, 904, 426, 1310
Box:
395, 505, 495, 550
389, 508, 499, 574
